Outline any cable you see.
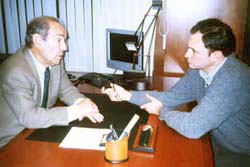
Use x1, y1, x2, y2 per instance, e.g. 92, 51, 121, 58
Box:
158, 0, 168, 50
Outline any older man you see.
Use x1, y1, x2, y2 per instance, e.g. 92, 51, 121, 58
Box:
0, 16, 104, 148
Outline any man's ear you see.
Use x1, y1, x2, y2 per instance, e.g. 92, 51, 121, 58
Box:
32, 34, 43, 48
210, 50, 224, 61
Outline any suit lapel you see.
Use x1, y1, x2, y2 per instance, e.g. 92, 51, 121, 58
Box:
23, 47, 64, 108
24, 48, 42, 105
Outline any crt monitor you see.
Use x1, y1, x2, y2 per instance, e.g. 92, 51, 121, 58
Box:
106, 28, 143, 73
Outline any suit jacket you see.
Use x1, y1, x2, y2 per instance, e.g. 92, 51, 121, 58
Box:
0, 47, 86, 147
130, 54, 250, 154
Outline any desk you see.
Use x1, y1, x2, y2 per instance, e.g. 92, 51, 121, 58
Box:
0, 83, 214, 167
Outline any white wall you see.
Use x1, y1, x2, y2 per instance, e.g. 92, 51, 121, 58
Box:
0, 0, 156, 75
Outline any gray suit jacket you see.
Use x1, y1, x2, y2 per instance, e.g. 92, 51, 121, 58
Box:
0, 47, 86, 147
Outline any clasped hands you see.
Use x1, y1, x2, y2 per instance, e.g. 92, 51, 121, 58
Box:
101, 83, 163, 116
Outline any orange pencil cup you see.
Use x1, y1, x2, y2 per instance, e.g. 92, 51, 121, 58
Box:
105, 136, 129, 163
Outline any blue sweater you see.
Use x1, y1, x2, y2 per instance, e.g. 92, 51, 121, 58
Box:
130, 54, 250, 154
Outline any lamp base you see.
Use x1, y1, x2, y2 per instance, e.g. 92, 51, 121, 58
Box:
133, 79, 148, 91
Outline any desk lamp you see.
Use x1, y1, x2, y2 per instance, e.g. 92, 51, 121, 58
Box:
125, 0, 162, 76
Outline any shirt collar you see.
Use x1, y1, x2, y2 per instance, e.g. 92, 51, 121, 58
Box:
199, 57, 227, 87
29, 49, 50, 73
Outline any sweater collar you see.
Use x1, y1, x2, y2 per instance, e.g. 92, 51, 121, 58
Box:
199, 56, 228, 87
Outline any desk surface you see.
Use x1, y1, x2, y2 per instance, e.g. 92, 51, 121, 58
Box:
0, 83, 214, 167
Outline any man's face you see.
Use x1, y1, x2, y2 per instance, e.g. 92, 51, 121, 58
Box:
184, 32, 215, 72
38, 21, 68, 66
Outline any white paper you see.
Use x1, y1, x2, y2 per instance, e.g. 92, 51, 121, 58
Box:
119, 114, 139, 140
59, 127, 111, 151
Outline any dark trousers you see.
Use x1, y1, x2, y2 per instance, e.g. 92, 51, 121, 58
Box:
212, 138, 250, 167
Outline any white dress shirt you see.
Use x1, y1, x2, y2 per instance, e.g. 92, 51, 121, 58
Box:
29, 49, 50, 105
199, 57, 227, 87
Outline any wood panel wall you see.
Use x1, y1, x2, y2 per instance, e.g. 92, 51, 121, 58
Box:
153, 0, 249, 91
243, 1, 250, 65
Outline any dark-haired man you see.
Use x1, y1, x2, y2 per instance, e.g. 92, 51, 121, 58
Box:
0, 16, 104, 148
102, 18, 250, 166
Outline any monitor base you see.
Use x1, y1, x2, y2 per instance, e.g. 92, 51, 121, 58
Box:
123, 71, 146, 80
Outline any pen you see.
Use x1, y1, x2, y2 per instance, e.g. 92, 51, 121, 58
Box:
110, 124, 119, 140
106, 131, 114, 142
112, 83, 122, 101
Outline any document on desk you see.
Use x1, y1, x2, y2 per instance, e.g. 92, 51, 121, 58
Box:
59, 127, 111, 151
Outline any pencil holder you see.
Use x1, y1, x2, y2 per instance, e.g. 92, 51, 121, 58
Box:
105, 136, 129, 163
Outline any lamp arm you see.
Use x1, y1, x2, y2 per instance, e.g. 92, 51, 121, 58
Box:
137, 7, 161, 52
134, 5, 152, 36
147, 8, 160, 54
140, 7, 161, 75
130, 5, 161, 74
148, 17, 157, 54
137, 16, 156, 49
146, 10, 159, 75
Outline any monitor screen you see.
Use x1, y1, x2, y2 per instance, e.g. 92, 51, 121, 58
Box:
106, 28, 143, 73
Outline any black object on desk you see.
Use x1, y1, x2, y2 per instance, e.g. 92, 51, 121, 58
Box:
27, 93, 149, 149
79, 72, 112, 88
67, 73, 76, 80
139, 128, 151, 147
133, 124, 158, 153
79, 72, 149, 90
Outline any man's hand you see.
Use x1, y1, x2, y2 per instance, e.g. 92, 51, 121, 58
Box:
68, 99, 104, 123
140, 94, 163, 115
101, 83, 131, 101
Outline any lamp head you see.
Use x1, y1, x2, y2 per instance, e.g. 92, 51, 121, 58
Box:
125, 42, 138, 52
152, 0, 162, 9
